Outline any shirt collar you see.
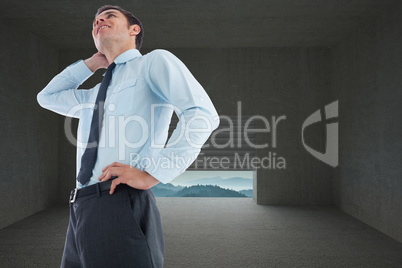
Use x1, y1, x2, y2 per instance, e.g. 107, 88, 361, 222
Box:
114, 49, 142, 64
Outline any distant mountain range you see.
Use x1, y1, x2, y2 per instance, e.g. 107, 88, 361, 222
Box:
173, 176, 253, 191
151, 183, 252, 198
239, 190, 253, 197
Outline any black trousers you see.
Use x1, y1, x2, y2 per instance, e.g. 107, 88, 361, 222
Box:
61, 184, 164, 268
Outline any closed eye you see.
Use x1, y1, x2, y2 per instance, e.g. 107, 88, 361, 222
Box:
93, 12, 117, 27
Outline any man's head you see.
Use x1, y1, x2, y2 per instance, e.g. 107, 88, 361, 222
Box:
93, 5, 144, 51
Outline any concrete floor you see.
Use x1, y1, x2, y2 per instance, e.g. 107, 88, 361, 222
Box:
0, 198, 401, 268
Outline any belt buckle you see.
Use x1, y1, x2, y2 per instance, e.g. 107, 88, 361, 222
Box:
69, 188, 78, 204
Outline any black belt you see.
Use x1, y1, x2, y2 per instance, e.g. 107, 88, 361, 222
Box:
69, 177, 118, 204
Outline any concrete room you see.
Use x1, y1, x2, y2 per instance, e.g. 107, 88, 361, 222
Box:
0, 0, 401, 267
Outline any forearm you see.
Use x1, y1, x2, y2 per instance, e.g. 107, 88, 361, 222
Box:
37, 60, 93, 116
143, 107, 220, 183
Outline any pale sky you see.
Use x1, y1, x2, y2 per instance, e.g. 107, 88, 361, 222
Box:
170, 170, 254, 185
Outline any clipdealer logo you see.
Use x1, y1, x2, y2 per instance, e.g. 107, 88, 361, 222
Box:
63, 100, 339, 170
301, 100, 339, 167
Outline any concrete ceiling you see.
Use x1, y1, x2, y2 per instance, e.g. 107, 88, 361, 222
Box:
2, 0, 397, 49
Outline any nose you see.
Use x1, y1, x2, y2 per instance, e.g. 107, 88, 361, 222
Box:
95, 18, 105, 26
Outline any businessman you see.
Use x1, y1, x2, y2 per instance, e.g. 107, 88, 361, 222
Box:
37, 5, 219, 267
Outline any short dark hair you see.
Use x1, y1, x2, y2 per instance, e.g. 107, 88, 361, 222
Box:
95, 5, 144, 50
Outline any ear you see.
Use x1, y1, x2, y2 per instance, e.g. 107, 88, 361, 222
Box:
129, 24, 141, 36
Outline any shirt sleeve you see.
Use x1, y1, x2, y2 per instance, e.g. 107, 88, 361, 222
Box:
143, 49, 220, 183
37, 60, 94, 118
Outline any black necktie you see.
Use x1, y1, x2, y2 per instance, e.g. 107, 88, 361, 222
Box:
77, 62, 116, 185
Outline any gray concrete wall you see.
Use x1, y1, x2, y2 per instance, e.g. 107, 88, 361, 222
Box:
56, 47, 334, 206
0, 23, 59, 228
330, 3, 402, 242
169, 48, 334, 206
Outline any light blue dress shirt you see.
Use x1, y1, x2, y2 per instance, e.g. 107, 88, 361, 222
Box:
37, 49, 219, 188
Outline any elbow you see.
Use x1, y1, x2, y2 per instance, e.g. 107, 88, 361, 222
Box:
37, 91, 52, 109
196, 106, 220, 131
211, 114, 220, 131
36, 92, 46, 108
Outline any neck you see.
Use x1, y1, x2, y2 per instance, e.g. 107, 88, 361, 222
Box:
100, 43, 136, 64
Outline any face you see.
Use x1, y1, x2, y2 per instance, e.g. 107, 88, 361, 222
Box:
92, 9, 138, 51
